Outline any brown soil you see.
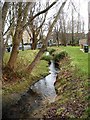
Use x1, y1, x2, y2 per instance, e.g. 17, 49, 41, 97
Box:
2, 66, 22, 84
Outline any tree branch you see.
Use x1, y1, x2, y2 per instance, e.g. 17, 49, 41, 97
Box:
26, 0, 67, 72
22, 0, 59, 30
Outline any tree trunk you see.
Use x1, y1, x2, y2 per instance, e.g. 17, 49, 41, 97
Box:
71, 8, 74, 46
0, 4, 2, 76
27, 45, 46, 72
2, 34, 9, 56
56, 32, 59, 47
7, 44, 19, 69
5, 3, 30, 70
21, 39, 24, 51
31, 32, 37, 50
7, 31, 23, 69
31, 41, 37, 50
63, 33, 66, 46
2, 2, 9, 32
6, 3, 23, 70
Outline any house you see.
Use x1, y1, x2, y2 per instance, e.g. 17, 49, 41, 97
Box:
79, 39, 88, 49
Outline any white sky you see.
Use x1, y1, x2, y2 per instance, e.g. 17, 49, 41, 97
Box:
2, 0, 89, 34
41, 0, 89, 33
75, 0, 89, 33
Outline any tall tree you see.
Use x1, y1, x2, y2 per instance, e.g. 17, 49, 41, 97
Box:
53, 25, 59, 46
6, 1, 58, 70
2, 2, 10, 32
7, 3, 31, 69
58, 11, 67, 46
2, 2, 10, 58
0, 2, 2, 77
71, 8, 74, 45
27, 2, 48, 50
26, 0, 67, 73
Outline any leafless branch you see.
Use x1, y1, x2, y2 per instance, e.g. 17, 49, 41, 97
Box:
22, 0, 59, 30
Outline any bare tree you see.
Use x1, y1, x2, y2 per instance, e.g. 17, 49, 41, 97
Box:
71, 8, 74, 45
26, 0, 67, 73
0, 2, 2, 78
6, 1, 59, 70
58, 10, 67, 46
27, 2, 48, 50
2, 2, 10, 32
7, 2, 31, 70
53, 25, 59, 46
2, 2, 10, 58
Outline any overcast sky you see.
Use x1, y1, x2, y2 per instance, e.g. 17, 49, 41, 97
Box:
77, 0, 89, 33
42, 0, 89, 33
64, 0, 89, 33
2, 0, 89, 34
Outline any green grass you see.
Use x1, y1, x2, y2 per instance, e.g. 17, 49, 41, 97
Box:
3, 50, 38, 71
49, 46, 88, 76
3, 50, 49, 95
47, 46, 88, 118
60, 46, 88, 74
41, 54, 52, 62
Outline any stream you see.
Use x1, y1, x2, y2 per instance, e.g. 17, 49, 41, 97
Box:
2, 60, 59, 119
31, 60, 58, 103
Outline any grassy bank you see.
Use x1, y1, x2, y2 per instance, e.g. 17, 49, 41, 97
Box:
3, 50, 49, 106
60, 46, 88, 75
49, 46, 88, 75
43, 46, 88, 119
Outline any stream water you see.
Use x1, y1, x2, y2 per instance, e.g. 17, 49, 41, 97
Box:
3, 60, 58, 119
31, 60, 58, 103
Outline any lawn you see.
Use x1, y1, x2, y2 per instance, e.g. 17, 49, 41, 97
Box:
3, 50, 49, 76
50, 46, 88, 76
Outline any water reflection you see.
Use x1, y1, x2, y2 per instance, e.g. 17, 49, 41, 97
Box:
2, 61, 59, 119
31, 60, 58, 103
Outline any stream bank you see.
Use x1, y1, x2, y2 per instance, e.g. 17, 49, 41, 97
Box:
41, 56, 88, 119
2, 60, 59, 119
2, 59, 49, 118
3, 48, 88, 119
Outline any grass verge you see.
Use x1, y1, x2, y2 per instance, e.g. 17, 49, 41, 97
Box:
3, 50, 49, 106
43, 46, 88, 119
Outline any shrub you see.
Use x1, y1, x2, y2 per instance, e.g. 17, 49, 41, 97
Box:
53, 51, 68, 62
41, 55, 52, 62
47, 48, 56, 55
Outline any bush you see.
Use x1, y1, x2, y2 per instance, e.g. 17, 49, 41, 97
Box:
41, 55, 52, 62
47, 48, 56, 55
53, 51, 68, 62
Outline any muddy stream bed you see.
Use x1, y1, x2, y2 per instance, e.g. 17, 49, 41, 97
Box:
2, 60, 59, 119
